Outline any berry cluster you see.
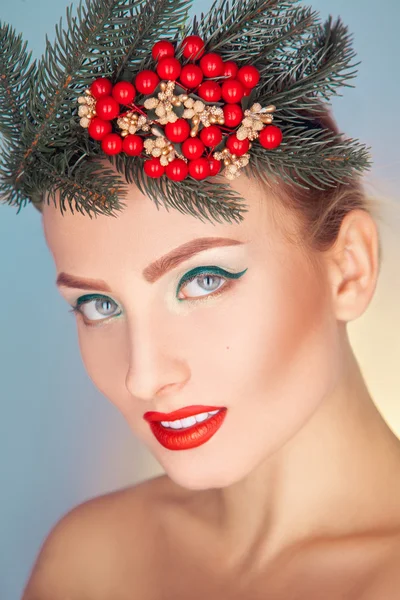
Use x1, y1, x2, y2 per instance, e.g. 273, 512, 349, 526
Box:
79, 34, 283, 182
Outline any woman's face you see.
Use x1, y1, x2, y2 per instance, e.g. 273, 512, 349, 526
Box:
42, 173, 342, 490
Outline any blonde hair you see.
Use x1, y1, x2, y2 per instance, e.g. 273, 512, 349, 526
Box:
247, 107, 390, 272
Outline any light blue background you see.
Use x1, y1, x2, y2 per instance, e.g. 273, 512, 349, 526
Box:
0, 1, 399, 598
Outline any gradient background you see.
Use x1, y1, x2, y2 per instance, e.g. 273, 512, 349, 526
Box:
0, 0, 399, 597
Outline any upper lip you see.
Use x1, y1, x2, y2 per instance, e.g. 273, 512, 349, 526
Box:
143, 405, 225, 422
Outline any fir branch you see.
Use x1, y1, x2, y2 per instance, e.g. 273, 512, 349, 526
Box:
190, 0, 300, 51
0, 0, 372, 220
113, 0, 193, 81
253, 6, 319, 69
259, 16, 359, 107
12, 0, 147, 191
110, 153, 250, 224
0, 22, 37, 144
38, 154, 129, 218
249, 125, 371, 190
0, 145, 31, 211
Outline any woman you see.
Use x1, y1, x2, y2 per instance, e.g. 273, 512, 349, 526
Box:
23, 155, 400, 600
1, 0, 398, 598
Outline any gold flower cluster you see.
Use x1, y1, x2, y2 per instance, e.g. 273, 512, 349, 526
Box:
143, 127, 187, 166
77, 90, 97, 128
144, 80, 224, 136
213, 147, 251, 180
236, 103, 276, 141
117, 112, 150, 136
143, 81, 180, 125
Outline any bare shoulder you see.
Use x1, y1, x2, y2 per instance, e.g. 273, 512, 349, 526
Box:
306, 528, 400, 599
361, 531, 400, 599
22, 474, 177, 600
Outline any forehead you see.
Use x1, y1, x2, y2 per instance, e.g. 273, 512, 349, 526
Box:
42, 172, 285, 266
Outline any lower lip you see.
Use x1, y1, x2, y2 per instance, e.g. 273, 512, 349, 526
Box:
148, 408, 228, 451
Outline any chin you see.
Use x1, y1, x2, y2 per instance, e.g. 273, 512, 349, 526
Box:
159, 456, 250, 491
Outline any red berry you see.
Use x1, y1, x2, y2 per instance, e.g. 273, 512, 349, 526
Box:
258, 125, 283, 149
88, 117, 112, 140
208, 157, 221, 176
144, 157, 165, 178
200, 125, 222, 147
96, 96, 120, 120
199, 52, 224, 78
164, 118, 190, 142
156, 57, 181, 81
101, 133, 123, 155
179, 64, 203, 88
222, 61, 239, 80
188, 157, 210, 180
90, 77, 112, 99
225, 134, 250, 156
135, 70, 160, 94
122, 134, 144, 156
221, 79, 244, 103
152, 40, 175, 61
165, 158, 189, 181
237, 65, 260, 89
181, 137, 205, 159
112, 81, 136, 105
181, 35, 205, 60
197, 80, 222, 102
223, 104, 243, 128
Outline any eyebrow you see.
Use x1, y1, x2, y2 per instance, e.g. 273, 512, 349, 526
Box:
56, 237, 245, 291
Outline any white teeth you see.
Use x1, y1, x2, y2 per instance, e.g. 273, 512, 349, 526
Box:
195, 412, 209, 423
159, 410, 221, 429
181, 416, 197, 427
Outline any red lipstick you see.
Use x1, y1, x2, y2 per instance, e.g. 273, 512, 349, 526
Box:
143, 405, 227, 451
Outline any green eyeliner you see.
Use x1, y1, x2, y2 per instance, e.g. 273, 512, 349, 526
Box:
71, 266, 248, 320
176, 266, 248, 301
74, 293, 115, 307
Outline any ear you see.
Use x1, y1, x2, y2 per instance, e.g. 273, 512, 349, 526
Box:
325, 209, 380, 322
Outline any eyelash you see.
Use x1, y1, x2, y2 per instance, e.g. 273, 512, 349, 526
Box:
68, 266, 248, 327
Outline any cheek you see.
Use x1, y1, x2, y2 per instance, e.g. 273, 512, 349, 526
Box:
76, 322, 129, 410
191, 261, 341, 426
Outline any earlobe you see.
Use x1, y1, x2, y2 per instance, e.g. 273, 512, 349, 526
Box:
327, 209, 380, 323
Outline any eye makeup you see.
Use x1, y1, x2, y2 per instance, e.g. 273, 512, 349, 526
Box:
176, 266, 248, 302
67, 265, 248, 326
68, 294, 122, 327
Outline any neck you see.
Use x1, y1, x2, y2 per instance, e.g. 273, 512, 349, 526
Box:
205, 334, 400, 569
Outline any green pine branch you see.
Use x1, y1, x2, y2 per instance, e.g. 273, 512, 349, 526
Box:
249, 125, 371, 190
252, 7, 319, 68
0, 22, 37, 144
110, 152, 249, 224
113, 0, 192, 81
9, 0, 148, 199
37, 152, 129, 218
0, 145, 31, 210
259, 16, 359, 107
0, 0, 372, 222
189, 0, 300, 51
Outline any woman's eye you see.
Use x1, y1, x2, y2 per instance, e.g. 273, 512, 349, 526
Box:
69, 295, 120, 325
176, 267, 248, 301
68, 267, 247, 324
177, 273, 226, 300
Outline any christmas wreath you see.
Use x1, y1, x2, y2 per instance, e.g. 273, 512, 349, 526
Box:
0, 0, 371, 224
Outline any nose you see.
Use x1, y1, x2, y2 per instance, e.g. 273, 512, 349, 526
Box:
125, 315, 190, 402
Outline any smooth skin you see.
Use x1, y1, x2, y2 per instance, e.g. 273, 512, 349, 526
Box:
23, 169, 400, 599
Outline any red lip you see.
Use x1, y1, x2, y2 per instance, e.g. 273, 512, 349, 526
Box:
146, 408, 228, 451
143, 405, 224, 422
